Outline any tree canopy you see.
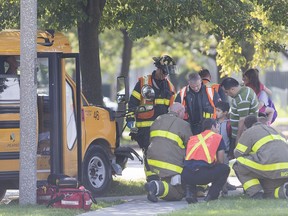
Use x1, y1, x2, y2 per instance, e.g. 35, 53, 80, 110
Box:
103, 0, 288, 76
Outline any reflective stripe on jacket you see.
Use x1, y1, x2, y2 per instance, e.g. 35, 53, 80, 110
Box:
202, 79, 220, 92
132, 74, 175, 128
235, 122, 288, 179
147, 112, 192, 177
185, 130, 222, 163
178, 85, 216, 119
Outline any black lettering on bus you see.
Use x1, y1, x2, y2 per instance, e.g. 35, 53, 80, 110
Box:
94, 111, 99, 120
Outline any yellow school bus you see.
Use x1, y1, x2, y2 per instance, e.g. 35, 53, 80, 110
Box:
0, 30, 137, 200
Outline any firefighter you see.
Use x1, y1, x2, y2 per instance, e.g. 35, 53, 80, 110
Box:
199, 68, 227, 102
233, 115, 288, 199
144, 102, 192, 202
127, 55, 176, 182
175, 72, 220, 135
182, 118, 230, 203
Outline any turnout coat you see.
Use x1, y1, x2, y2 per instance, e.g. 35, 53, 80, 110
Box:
234, 122, 288, 180
147, 112, 192, 178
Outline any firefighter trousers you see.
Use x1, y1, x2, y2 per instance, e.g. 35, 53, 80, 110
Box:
132, 127, 159, 182
233, 161, 288, 198
154, 179, 184, 201
181, 163, 230, 199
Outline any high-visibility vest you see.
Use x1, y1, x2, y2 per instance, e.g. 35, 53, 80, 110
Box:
135, 75, 175, 126
202, 79, 220, 93
178, 85, 216, 120
185, 130, 222, 164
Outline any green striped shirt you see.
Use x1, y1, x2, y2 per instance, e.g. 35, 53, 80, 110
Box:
230, 86, 259, 138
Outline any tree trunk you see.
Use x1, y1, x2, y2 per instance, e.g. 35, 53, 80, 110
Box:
78, 0, 106, 105
120, 29, 133, 78
117, 29, 133, 136
240, 40, 255, 73
281, 50, 288, 59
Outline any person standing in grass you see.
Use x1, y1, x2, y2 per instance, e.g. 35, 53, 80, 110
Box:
127, 55, 176, 182
233, 115, 288, 199
199, 68, 227, 102
215, 101, 237, 195
175, 72, 220, 135
220, 77, 259, 158
242, 68, 277, 125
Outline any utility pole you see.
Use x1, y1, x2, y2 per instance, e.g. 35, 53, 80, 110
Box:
19, 0, 38, 205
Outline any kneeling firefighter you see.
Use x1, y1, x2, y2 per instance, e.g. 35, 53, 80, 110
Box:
144, 102, 192, 202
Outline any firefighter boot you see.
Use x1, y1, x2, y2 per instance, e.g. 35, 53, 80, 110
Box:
221, 182, 228, 197
251, 191, 264, 199
204, 194, 218, 202
144, 181, 158, 203
226, 182, 237, 191
185, 185, 198, 204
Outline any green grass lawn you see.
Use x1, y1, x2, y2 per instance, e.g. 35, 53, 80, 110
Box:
162, 195, 288, 216
103, 178, 145, 197
0, 199, 125, 216
2, 174, 288, 216
0, 179, 144, 216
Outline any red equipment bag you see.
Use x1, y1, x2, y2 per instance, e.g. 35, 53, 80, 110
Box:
37, 185, 57, 205
47, 186, 97, 210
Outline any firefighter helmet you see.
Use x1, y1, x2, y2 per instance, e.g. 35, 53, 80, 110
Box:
152, 55, 177, 75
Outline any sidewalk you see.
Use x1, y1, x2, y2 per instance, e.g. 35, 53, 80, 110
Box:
79, 177, 243, 216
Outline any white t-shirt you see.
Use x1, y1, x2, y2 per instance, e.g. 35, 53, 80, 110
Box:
258, 90, 269, 107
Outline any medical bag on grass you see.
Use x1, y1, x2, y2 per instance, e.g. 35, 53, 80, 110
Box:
37, 185, 57, 205
47, 186, 97, 210
37, 174, 97, 210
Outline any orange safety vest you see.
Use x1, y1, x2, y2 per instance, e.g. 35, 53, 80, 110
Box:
185, 130, 222, 164
202, 79, 221, 93
178, 85, 216, 120
137, 75, 174, 120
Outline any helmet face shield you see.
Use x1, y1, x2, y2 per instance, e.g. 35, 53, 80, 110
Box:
153, 55, 177, 75
161, 64, 178, 75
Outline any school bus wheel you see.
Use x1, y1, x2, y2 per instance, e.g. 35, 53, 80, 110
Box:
82, 145, 112, 195
0, 187, 6, 201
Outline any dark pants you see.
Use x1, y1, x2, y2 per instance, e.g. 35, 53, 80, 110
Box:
131, 127, 150, 149
181, 163, 230, 199
131, 127, 158, 182
190, 123, 202, 135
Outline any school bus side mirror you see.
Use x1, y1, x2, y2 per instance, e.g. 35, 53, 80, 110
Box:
116, 76, 129, 104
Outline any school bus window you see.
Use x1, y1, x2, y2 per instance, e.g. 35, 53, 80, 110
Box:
4, 56, 20, 75
37, 58, 49, 96
0, 56, 19, 75
0, 77, 20, 102
66, 81, 77, 150
64, 58, 76, 82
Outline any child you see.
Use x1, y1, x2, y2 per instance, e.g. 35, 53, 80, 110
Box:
215, 101, 231, 163
215, 101, 236, 195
